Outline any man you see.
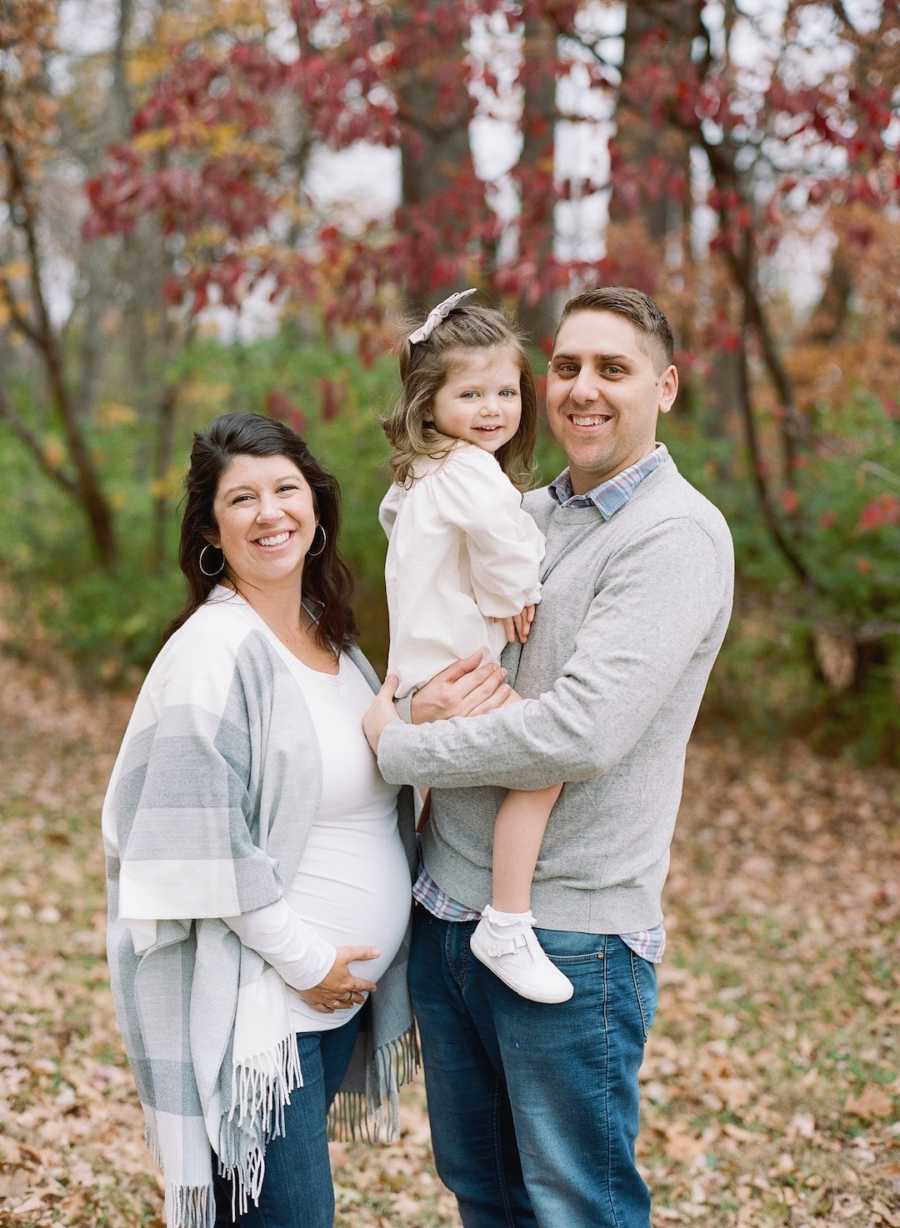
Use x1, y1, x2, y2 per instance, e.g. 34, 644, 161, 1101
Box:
364, 288, 734, 1227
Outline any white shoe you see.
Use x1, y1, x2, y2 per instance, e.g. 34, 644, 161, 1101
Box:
470, 914, 574, 1004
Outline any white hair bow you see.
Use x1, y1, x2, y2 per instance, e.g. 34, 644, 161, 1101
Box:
408, 287, 478, 345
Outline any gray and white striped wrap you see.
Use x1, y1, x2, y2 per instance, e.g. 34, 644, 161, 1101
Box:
102, 589, 418, 1227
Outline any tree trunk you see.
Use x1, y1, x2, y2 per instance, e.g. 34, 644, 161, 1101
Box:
392, 1, 482, 318
0, 132, 118, 566
734, 296, 814, 590
516, 5, 558, 345
74, 247, 107, 420
148, 381, 180, 571
803, 244, 852, 347
609, 0, 694, 241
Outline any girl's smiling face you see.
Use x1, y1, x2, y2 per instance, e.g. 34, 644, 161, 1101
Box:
209, 453, 317, 591
430, 345, 523, 454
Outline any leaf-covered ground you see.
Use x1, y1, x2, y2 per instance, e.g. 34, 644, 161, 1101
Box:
0, 645, 897, 1227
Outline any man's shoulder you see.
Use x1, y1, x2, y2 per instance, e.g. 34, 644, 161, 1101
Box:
630, 462, 732, 550
521, 461, 732, 554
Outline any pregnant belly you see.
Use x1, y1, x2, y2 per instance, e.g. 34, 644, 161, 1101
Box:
284, 827, 412, 987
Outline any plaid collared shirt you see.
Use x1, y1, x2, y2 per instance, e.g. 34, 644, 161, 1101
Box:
548, 443, 667, 515
413, 445, 670, 965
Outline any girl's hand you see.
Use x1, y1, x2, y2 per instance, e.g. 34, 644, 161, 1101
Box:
492, 604, 536, 645
298, 945, 380, 1013
516, 604, 536, 643
363, 675, 400, 752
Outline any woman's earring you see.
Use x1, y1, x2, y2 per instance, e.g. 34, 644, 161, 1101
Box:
199, 543, 225, 576
307, 524, 327, 558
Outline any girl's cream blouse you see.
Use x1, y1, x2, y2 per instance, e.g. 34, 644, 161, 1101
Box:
380, 442, 545, 698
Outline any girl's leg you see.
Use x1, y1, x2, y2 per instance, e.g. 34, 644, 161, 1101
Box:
491, 785, 562, 912
470, 786, 574, 1005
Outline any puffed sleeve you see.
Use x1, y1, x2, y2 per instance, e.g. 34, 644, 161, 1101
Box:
429, 446, 544, 617
379, 483, 405, 541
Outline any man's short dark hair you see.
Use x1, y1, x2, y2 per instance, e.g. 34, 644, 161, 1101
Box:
555, 287, 675, 370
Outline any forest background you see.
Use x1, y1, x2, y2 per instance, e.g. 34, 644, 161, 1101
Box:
0, 1, 899, 1226
1, 0, 898, 760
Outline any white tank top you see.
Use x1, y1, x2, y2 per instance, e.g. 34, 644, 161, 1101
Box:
282, 652, 411, 1031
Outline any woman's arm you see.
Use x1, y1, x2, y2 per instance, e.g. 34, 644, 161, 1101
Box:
223, 901, 378, 1011
222, 899, 336, 990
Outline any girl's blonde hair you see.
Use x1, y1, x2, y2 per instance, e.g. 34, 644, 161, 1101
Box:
383, 303, 537, 489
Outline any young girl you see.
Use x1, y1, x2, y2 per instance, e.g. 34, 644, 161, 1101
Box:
378, 290, 573, 1005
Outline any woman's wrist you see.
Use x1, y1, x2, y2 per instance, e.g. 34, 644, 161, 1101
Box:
277, 936, 337, 992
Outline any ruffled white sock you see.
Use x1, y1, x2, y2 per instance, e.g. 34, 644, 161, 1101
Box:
482, 904, 534, 930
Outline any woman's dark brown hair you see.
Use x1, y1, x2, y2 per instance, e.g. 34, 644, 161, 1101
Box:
166, 412, 357, 650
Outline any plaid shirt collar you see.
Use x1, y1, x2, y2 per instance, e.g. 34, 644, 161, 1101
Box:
548, 444, 668, 520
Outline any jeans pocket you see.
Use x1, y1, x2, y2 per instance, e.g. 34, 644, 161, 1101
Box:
533, 928, 608, 966
629, 950, 658, 1042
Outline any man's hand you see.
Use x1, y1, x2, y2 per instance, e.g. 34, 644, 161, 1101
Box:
363, 674, 400, 752
411, 652, 512, 724
298, 945, 379, 1013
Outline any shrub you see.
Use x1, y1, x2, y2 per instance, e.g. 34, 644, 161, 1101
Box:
1, 336, 897, 762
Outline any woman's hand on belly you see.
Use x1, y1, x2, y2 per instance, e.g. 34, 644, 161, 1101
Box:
298, 944, 381, 1014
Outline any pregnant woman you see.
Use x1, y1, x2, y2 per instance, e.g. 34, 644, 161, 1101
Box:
102, 412, 417, 1228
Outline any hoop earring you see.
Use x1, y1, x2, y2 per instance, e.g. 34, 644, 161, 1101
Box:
199, 543, 225, 577
307, 524, 326, 558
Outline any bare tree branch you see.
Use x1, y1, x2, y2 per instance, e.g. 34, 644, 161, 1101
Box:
111, 0, 135, 134
1, 126, 117, 564
734, 306, 816, 590
830, 0, 861, 37
551, 24, 621, 78
0, 276, 42, 348
0, 387, 78, 496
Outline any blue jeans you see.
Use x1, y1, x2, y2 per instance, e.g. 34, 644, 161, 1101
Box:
409, 905, 657, 1228
213, 1012, 363, 1228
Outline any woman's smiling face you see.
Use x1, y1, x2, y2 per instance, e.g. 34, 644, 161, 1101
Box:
209, 453, 317, 591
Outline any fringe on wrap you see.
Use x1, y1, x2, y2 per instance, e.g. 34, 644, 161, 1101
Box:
146, 1026, 418, 1224
165, 1185, 216, 1228
144, 1117, 163, 1167
144, 1118, 217, 1228
327, 1025, 421, 1143
216, 1032, 304, 1219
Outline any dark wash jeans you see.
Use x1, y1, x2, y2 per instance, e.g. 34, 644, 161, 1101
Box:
409, 904, 657, 1228
213, 1011, 363, 1228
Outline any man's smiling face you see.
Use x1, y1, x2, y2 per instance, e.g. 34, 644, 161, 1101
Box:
546, 310, 678, 495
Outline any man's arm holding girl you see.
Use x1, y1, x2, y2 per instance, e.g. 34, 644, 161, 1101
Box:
371, 518, 728, 790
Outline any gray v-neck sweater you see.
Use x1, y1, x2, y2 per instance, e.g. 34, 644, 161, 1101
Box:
378, 453, 734, 934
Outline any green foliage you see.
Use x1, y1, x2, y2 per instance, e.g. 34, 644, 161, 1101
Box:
0, 397, 183, 682
1, 336, 897, 761
661, 392, 900, 762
